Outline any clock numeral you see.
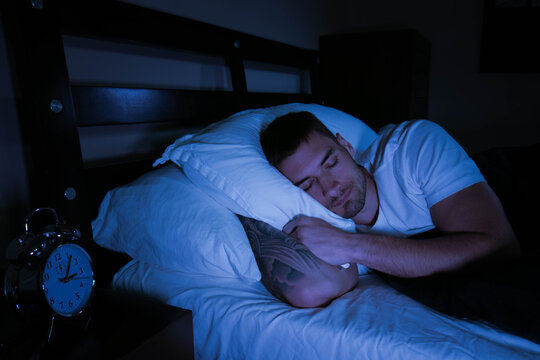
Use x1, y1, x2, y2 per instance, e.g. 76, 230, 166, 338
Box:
59, 301, 63, 309
79, 267, 84, 275
46, 261, 52, 269
49, 297, 54, 305
43, 273, 50, 281
44, 287, 48, 295
75, 292, 80, 300
80, 281, 84, 288
73, 257, 79, 266
55, 253, 62, 262
68, 300, 73, 308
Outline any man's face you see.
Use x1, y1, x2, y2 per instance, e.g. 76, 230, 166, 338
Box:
277, 131, 367, 220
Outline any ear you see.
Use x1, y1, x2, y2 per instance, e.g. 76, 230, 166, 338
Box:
336, 133, 355, 158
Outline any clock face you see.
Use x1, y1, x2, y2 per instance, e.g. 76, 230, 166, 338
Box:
41, 243, 95, 317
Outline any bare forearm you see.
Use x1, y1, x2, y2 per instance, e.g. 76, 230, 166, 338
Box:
238, 216, 358, 307
283, 184, 521, 279
349, 231, 517, 278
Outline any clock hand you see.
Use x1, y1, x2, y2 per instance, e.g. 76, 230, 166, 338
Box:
63, 275, 93, 281
59, 272, 79, 283
62, 254, 72, 281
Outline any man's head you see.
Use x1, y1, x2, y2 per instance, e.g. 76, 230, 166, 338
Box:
260, 111, 368, 220
260, 111, 335, 168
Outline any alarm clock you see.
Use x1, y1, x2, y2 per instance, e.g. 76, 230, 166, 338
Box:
41, 243, 94, 317
3, 208, 95, 319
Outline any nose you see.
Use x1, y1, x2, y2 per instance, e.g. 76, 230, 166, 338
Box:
320, 177, 340, 198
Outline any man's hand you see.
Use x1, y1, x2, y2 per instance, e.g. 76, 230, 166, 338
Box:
283, 215, 354, 266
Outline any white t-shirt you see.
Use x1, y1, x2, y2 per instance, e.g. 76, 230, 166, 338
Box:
356, 120, 485, 237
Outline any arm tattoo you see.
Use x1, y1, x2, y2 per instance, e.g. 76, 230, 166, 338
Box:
237, 215, 321, 302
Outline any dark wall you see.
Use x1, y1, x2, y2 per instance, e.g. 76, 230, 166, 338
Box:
325, 0, 540, 153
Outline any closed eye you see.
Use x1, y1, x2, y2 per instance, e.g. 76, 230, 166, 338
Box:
327, 156, 339, 169
300, 179, 313, 192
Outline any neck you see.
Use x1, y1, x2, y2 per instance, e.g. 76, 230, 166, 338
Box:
353, 167, 379, 227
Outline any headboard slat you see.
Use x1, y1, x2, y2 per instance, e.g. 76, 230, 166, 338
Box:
72, 87, 241, 127
72, 86, 315, 127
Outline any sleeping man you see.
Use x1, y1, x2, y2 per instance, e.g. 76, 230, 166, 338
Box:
242, 111, 522, 308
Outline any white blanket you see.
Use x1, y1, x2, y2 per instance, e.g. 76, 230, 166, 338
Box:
113, 260, 540, 359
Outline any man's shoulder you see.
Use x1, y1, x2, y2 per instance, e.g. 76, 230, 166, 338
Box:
379, 120, 447, 145
358, 120, 455, 170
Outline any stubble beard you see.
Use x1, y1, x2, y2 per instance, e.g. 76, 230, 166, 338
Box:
342, 181, 366, 219
335, 168, 367, 219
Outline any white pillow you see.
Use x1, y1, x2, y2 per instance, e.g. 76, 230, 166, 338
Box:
154, 103, 377, 232
91, 164, 261, 281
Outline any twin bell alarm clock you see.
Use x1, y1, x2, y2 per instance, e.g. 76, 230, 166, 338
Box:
3, 207, 95, 320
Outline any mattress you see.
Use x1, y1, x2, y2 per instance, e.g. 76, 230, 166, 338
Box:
113, 260, 540, 359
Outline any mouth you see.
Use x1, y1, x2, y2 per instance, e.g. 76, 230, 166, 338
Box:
333, 186, 352, 209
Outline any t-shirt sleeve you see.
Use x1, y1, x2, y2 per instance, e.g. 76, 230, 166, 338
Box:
396, 120, 485, 208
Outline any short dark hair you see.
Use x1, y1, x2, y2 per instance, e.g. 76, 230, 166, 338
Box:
260, 111, 335, 167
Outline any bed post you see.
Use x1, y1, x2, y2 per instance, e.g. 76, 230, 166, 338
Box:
1, 1, 91, 243
310, 55, 322, 104
228, 39, 248, 109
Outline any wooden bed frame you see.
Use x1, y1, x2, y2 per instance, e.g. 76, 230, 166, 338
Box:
2, 0, 320, 283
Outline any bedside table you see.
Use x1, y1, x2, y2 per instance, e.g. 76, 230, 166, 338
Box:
62, 288, 193, 359
1, 286, 193, 359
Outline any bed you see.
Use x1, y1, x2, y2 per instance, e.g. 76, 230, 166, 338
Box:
3, 0, 540, 359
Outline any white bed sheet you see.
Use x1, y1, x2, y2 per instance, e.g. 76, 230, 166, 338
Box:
113, 260, 540, 359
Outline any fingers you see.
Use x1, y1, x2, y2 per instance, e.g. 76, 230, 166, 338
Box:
282, 218, 297, 235
283, 215, 312, 235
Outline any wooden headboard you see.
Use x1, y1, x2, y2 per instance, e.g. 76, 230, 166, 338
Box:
1, 0, 320, 262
